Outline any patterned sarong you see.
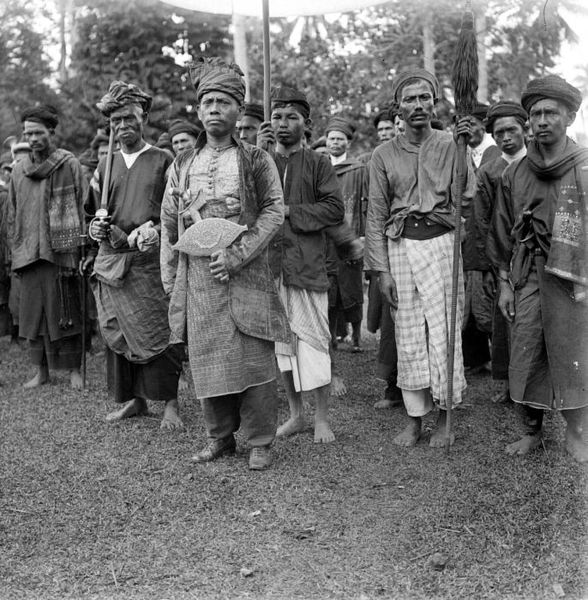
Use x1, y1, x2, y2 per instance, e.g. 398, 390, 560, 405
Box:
387, 232, 466, 405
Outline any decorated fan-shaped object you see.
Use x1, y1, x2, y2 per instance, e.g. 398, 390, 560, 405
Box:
173, 218, 247, 256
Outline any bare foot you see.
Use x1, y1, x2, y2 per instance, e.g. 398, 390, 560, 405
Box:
23, 367, 49, 389
565, 427, 588, 463
160, 399, 183, 430
505, 433, 542, 455
314, 419, 335, 443
330, 375, 347, 397
374, 399, 394, 409
70, 369, 83, 390
492, 389, 511, 403
429, 426, 455, 448
393, 418, 421, 447
277, 416, 307, 437
106, 398, 148, 422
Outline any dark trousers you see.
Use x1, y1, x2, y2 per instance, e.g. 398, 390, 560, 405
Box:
30, 334, 82, 370
200, 380, 278, 447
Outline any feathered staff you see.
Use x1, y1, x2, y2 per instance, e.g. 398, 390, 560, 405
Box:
446, 0, 479, 453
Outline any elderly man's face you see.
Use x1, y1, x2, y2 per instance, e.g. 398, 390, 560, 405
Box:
237, 116, 262, 145
529, 99, 574, 148
109, 104, 146, 151
492, 116, 526, 156
399, 81, 435, 130
171, 132, 198, 154
394, 115, 405, 136
468, 116, 486, 148
326, 130, 349, 157
198, 91, 243, 139
377, 120, 394, 142
97, 143, 110, 160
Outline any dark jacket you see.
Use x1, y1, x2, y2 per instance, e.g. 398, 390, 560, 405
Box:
269, 148, 344, 292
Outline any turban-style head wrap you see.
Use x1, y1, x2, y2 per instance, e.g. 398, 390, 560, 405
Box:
470, 103, 490, 122
325, 116, 355, 140
271, 86, 311, 119
243, 103, 265, 122
168, 119, 201, 140
485, 101, 528, 133
521, 75, 582, 114
96, 81, 152, 117
189, 57, 246, 105
90, 132, 109, 151
21, 104, 59, 129
391, 69, 440, 103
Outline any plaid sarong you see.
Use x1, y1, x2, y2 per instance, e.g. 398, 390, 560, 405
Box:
388, 232, 466, 406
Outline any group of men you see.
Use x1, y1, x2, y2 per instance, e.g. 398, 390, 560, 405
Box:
1, 56, 586, 468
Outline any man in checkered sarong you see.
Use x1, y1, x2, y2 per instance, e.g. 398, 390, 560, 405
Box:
365, 69, 475, 448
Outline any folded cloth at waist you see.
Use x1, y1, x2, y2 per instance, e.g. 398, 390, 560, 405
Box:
401, 214, 452, 240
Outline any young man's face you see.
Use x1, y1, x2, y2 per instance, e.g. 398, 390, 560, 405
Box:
109, 104, 146, 150
171, 132, 198, 154
237, 116, 262, 145
377, 119, 394, 142
399, 80, 435, 130
528, 98, 574, 148
97, 143, 110, 160
197, 91, 243, 139
326, 130, 349, 157
23, 121, 53, 154
270, 103, 308, 148
492, 116, 526, 156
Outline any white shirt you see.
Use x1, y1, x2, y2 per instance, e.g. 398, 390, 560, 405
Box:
330, 153, 347, 166
470, 134, 496, 169
121, 143, 152, 169
502, 146, 527, 165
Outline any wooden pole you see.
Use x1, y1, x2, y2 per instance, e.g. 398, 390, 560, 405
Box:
262, 0, 271, 121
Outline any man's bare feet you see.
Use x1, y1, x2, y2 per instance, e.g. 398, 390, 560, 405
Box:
70, 369, 83, 390
106, 398, 148, 422
314, 419, 335, 443
505, 433, 542, 455
177, 370, 190, 393
160, 398, 183, 430
374, 398, 394, 409
23, 366, 49, 389
393, 417, 421, 447
429, 410, 455, 448
565, 427, 588, 463
330, 375, 347, 397
277, 416, 307, 437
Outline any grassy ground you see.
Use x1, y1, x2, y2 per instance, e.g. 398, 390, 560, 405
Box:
0, 333, 586, 600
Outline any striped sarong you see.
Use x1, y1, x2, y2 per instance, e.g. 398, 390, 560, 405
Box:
387, 232, 466, 406
275, 280, 331, 392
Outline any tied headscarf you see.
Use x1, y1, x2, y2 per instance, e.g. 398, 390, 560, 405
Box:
470, 103, 490, 122
485, 101, 528, 133
168, 119, 201, 140
325, 116, 355, 140
271, 86, 311, 119
244, 103, 265, 122
391, 69, 440, 103
521, 75, 582, 113
96, 81, 153, 117
21, 105, 59, 129
189, 57, 246, 104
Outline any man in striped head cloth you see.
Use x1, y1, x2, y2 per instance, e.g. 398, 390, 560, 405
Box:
84, 80, 182, 429
365, 68, 476, 448
488, 75, 588, 463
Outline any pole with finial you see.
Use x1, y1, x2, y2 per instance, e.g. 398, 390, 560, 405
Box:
446, 0, 479, 454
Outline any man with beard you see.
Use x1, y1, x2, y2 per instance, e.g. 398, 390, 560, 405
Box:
365, 69, 475, 447
6, 105, 85, 388
85, 81, 182, 429
489, 75, 588, 462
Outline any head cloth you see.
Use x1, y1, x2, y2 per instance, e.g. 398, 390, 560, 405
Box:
189, 57, 246, 105
325, 116, 355, 140
391, 69, 440, 103
521, 75, 582, 113
243, 103, 265, 122
271, 86, 311, 119
21, 104, 59, 129
168, 119, 201, 140
485, 101, 528, 133
96, 81, 152, 117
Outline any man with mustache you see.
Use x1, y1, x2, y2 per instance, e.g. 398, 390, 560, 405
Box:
365, 69, 475, 448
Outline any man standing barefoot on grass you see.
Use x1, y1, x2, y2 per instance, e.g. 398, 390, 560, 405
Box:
488, 75, 588, 463
257, 86, 345, 444
161, 58, 290, 470
84, 81, 182, 430
365, 69, 475, 448
6, 105, 85, 390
